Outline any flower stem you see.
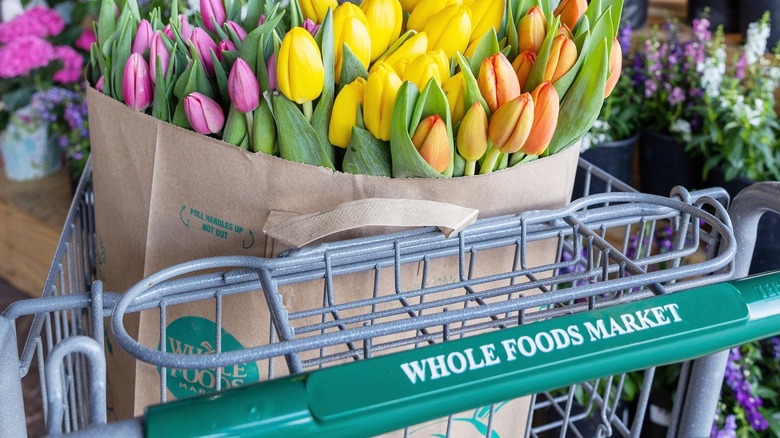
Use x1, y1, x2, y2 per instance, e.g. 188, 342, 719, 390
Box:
245, 111, 254, 151
303, 101, 313, 122
479, 146, 501, 175
465, 160, 476, 177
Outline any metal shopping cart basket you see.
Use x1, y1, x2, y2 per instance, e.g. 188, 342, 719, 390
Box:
2, 157, 780, 438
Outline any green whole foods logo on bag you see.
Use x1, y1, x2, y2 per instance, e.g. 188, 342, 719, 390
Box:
160, 316, 259, 399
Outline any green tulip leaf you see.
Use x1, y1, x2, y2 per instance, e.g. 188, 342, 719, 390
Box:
548, 37, 608, 154
580, 8, 613, 61
452, 152, 466, 177
573, 16, 590, 49
505, 1, 519, 60
343, 127, 392, 177
552, 10, 611, 99
152, 60, 171, 121
469, 28, 501, 78
252, 96, 277, 154
227, 0, 243, 23
212, 51, 230, 106
402, 80, 454, 178
173, 64, 192, 99
273, 93, 335, 169
90, 42, 107, 86
538, 0, 552, 22
288, 0, 304, 29
340, 44, 369, 89
225, 24, 244, 49
244, 0, 264, 30
240, 6, 284, 75
213, 21, 230, 42
172, 49, 217, 129
455, 53, 490, 117
222, 105, 250, 149
553, 18, 591, 98
584, 0, 603, 32
111, 17, 134, 102
98, 0, 116, 51
391, 82, 443, 178
125, 0, 140, 22
525, 16, 560, 93
312, 9, 336, 164
606, 0, 623, 39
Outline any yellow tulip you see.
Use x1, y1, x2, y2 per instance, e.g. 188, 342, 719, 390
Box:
364, 61, 403, 141
299, 0, 338, 24
402, 49, 451, 91
443, 72, 466, 125
512, 50, 536, 91
457, 102, 488, 167
361, 0, 403, 61
333, 3, 371, 84
400, 0, 424, 13
379, 31, 429, 76
553, 0, 587, 32
422, 5, 472, 59
544, 33, 578, 84
467, 0, 503, 43
488, 93, 534, 154
407, 0, 462, 32
605, 37, 622, 97
478, 52, 521, 113
517, 6, 547, 54
411, 114, 451, 173
277, 27, 325, 104
329, 77, 367, 148
522, 81, 559, 155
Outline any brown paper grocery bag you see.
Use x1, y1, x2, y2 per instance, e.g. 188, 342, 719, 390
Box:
88, 86, 580, 434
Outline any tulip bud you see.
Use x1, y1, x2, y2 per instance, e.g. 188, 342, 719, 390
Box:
403, 50, 450, 91
329, 77, 367, 148
333, 3, 372, 84
361, 0, 403, 61
132, 19, 154, 55
553, 0, 587, 33
478, 53, 522, 113
467, 0, 503, 43
123, 53, 153, 111
443, 72, 466, 125
364, 61, 403, 141
379, 31, 428, 77
96, 75, 105, 93
411, 114, 451, 173
407, 0, 462, 32
258, 15, 266, 26
217, 39, 237, 61
423, 5, 472, 59
605, 37, 622, 97
457, 102, 488, 164
299, 0, 338, 24
512, 50, 536, 91
184, 92, 225, 134
267, 53, 277, 91
522, 81, 559, 155
149, 31, 170, 84
277, 27, 325, 104
558, 24, 574, 40
225, 21, 248, 41
544, 34, 577, 84
488, 93, 534, 154
178, 15, 193, 41
302, 18, 321, 36
517, 6, 547, 54
228, 58, 260, 113
201, 0, 227, 33
400, 0, 423, 13
190, 27, 218, 76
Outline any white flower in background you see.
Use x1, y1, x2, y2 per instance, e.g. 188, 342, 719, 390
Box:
582, 120, 611, 151
670, 119, 692, 143
745, 20, 770, 65
701, 46, 726, 98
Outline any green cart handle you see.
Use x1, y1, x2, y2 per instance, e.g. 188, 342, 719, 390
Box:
144, 272, 780, 437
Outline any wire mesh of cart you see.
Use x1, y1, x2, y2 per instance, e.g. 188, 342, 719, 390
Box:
3, 158, 780, 438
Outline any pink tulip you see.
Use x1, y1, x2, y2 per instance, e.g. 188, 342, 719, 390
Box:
302, 18, 320, 37
217, 39, 237, 60
95, 75, 105, 92
228, 58, 260, 112
164, 15, 193, 42
267, 53, 277, 91
184, 92, 225, 134
149, 31, 170, 84
132, 19, 154, 54
201, 0, 227, 33
122, 53, 153, 111
258, 15, 266, 26
225, 21, 247, 41
190, 28, 218, 75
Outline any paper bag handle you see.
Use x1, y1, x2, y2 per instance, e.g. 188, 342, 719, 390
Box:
263, 198, 479, 248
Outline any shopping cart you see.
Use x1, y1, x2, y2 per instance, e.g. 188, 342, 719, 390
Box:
2, 157, 780, 438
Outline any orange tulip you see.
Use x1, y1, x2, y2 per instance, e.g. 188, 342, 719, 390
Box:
457, 102, 488, 175
411, 114, 451, 173
512, 50, 536, 91
522, 81, 559, 155
553, 0, 587, 32
605, 37, 622, 97
488, 93, 534, 154
558, 24, 574, 39
478, 53, 522, 113
544, 34, 577, 84
517, 6, 547, 54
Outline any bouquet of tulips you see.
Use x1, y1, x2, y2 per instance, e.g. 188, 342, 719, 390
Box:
89, 0, 623, 178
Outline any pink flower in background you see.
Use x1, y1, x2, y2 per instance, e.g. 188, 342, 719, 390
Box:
53, 46, 84, 84
0, 15, 48, 43
75, 28, 97, 51
0, 36, 55, 78
25, 6, 65, 36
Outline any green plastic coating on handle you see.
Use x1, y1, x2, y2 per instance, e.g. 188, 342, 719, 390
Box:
145, 272, 780, 438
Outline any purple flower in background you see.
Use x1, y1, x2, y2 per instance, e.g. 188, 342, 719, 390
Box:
712, 414, 737, 438
721, 347, 769, 432
644, 79, 658, 98
735, 54, 748, 80
668, 86, 685, 106
618, 22, 633, 53
692, 18, 712, 43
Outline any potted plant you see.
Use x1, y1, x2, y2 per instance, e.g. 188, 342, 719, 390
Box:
690, 13, 780, 274
630, 17, 711, 196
